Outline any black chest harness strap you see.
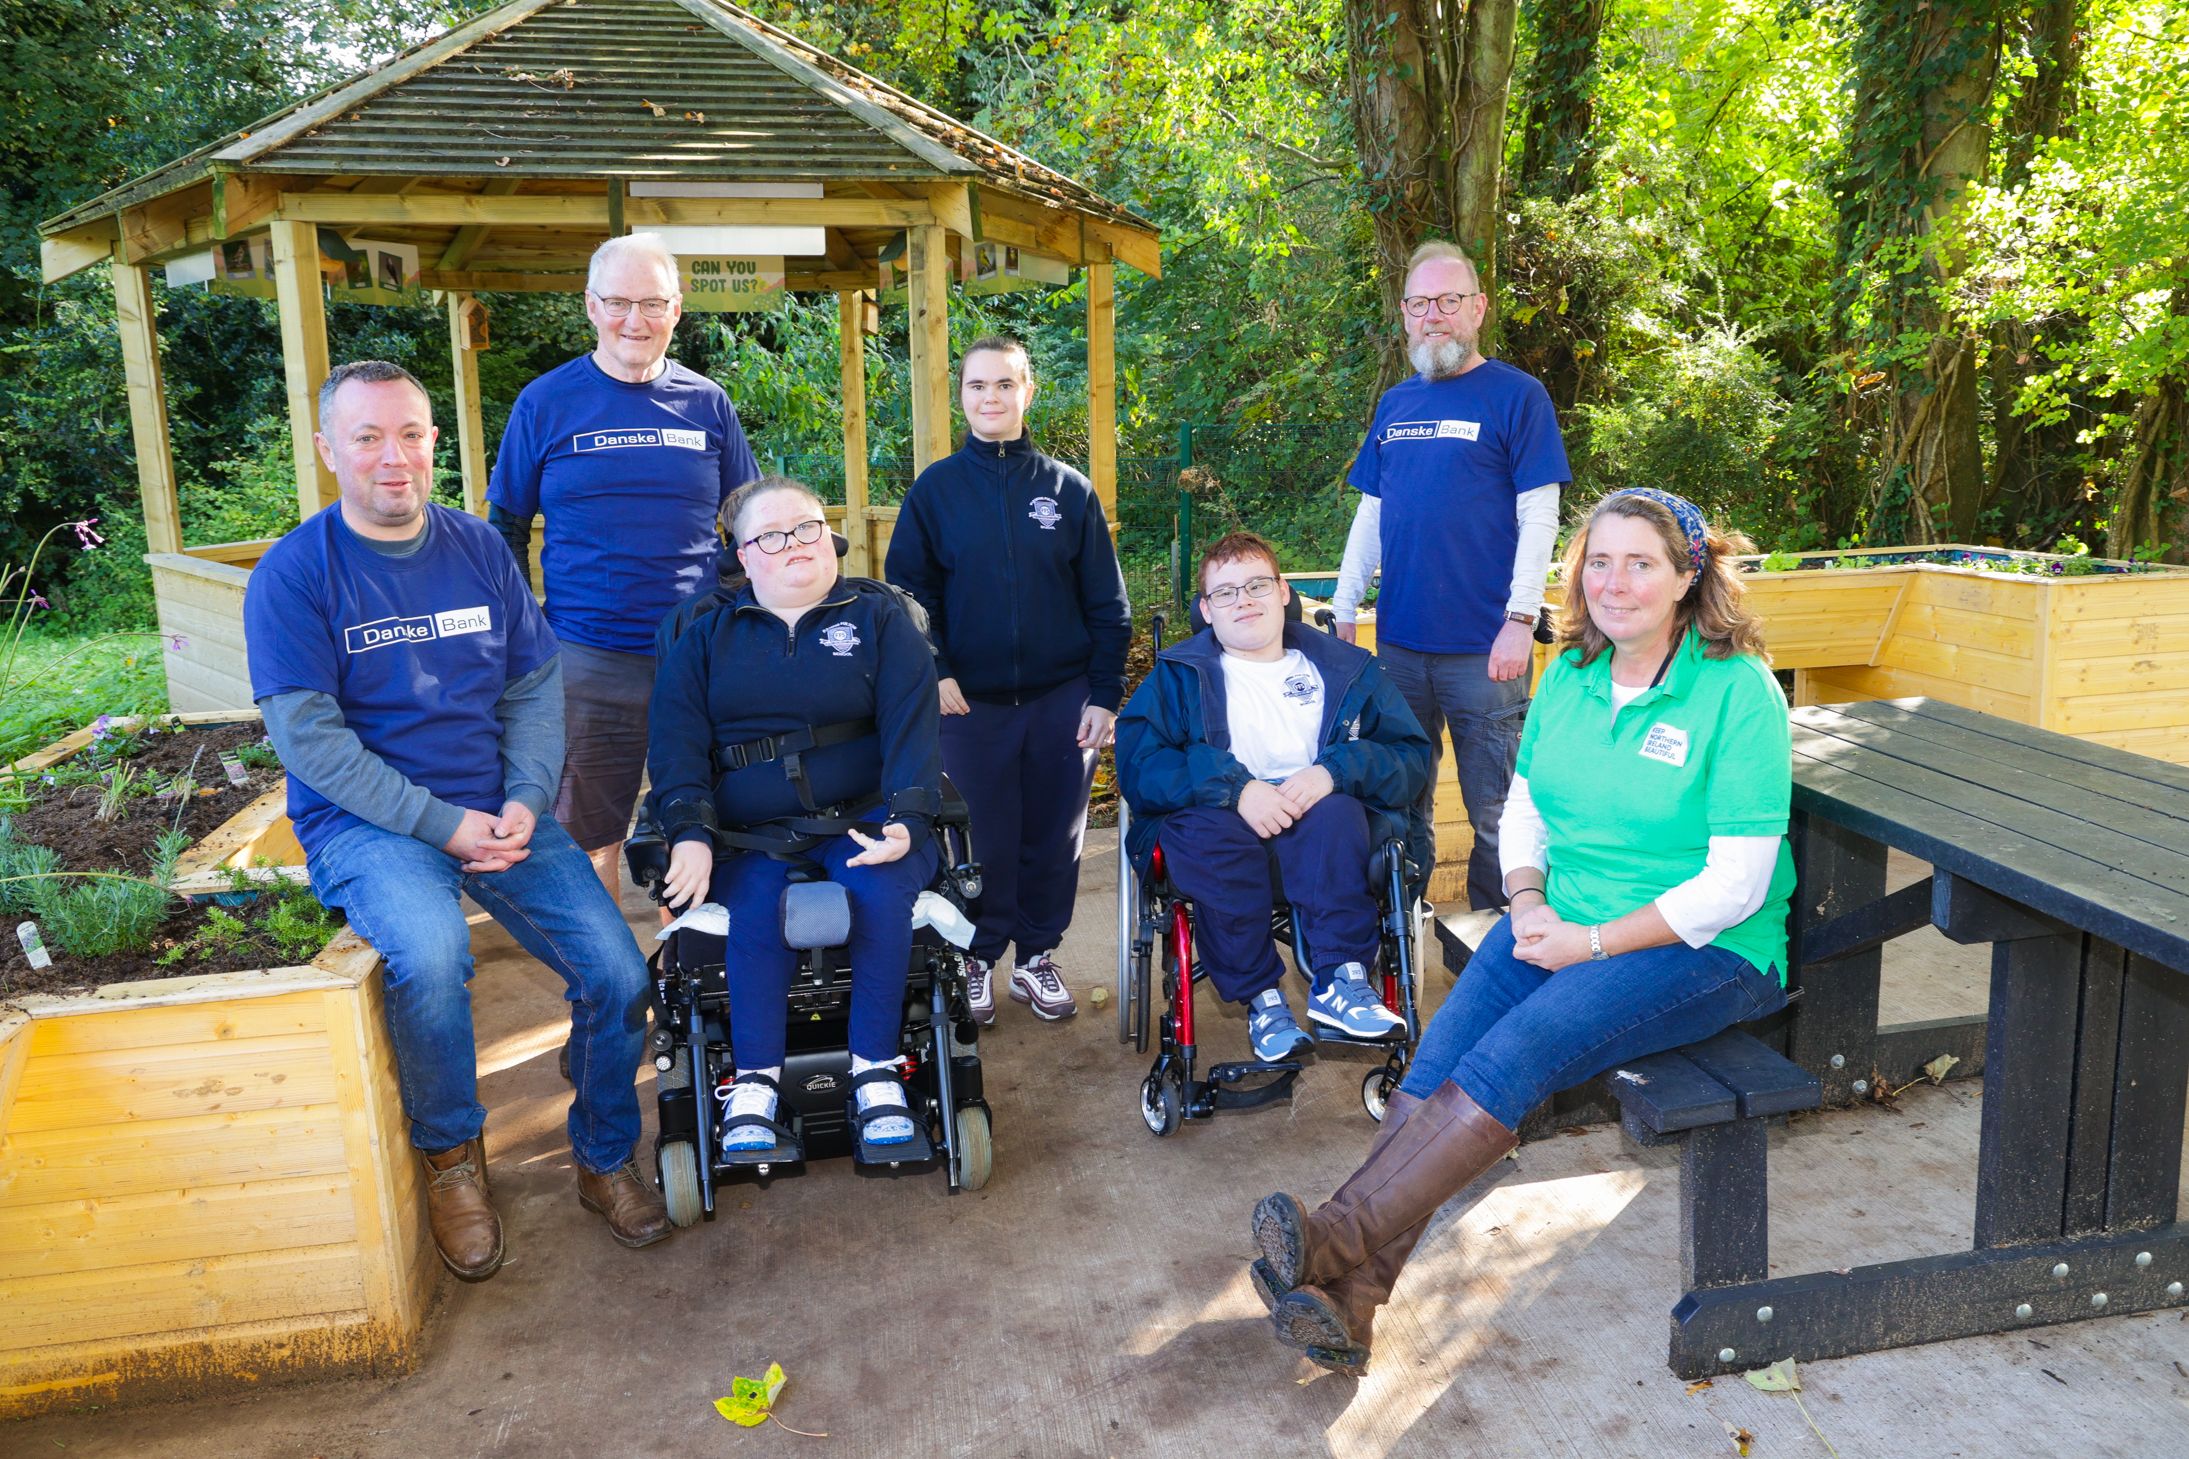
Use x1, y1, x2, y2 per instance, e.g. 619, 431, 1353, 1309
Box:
711, 718, 877, 813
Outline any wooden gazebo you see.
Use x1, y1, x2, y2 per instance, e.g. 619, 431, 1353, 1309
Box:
36, 0, 1160, 711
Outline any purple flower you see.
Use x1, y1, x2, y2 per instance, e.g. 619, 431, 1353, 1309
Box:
27, 588, 48, 610
92, 713, 114, 741
68, 518, 104, 550
165, 633, 189, 651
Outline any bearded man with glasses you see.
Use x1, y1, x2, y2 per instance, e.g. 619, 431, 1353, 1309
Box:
1117, 533, 1431, 1060
1331, 241, 1570, 913
487, 232, 761, 903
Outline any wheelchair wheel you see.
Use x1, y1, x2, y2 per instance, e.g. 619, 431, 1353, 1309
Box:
953, 1106, 993, 1192
1362, 1067, 1398, 1124
1140, 1070, 1183, 1137
658, 1140, 703, 1228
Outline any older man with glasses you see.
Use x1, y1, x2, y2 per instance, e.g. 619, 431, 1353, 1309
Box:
1331, 241, 1570, 912
488, 232, 760, 903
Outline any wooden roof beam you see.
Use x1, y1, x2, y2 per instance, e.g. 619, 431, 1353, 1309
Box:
437, 179, 525, 270
41, 218, 117, 283
275, 193, 936, 230
119, 184, 213, 265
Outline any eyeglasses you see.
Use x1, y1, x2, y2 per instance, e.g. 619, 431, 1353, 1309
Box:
590, 291, 676, 319
742, 518, 827, 554
1203, 575, 1280, 608
1402, 292, 1481, 317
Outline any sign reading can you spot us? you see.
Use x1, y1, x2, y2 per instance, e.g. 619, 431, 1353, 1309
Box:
680, 256, 785, 313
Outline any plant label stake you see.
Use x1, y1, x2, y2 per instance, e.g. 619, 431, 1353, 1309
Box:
17, 920, 52, 970
219, 750, 248, 787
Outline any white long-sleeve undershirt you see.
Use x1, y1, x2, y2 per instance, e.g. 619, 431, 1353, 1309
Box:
1332, 484, 1562, 624
1496, 772, 1781, 949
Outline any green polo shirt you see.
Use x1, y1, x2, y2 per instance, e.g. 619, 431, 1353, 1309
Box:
1516, 630, 1795, 981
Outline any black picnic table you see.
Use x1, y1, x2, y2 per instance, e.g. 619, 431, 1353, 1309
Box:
1671, 697, 2189, 1371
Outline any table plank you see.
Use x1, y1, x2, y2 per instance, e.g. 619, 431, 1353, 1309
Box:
1790, 745, 2189, 971
1882, 697, 2189, 796
1821, 702, 2189, 857
1793, 718, 2189, 898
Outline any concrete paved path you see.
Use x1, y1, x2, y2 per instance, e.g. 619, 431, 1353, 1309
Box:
12, 836, 2187, 1458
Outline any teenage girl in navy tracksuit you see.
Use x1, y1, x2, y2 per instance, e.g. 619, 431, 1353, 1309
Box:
885, 336, 1131, 1027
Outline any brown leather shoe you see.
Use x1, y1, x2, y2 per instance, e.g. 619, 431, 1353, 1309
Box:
422, 1136, 504, 1282
577, 1158, 673, 1249
1271, 1207, 1436, 1375
1252, 1088, 1423, 1315
1253, 1081, 1515, 1292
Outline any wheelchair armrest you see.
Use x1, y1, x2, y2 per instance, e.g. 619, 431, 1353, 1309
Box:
625, 830, 672, 899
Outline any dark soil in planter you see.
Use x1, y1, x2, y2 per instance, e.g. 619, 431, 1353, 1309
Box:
2, 719, 338, 1000
1, 897, 338, 1000
7, 721, 281, 873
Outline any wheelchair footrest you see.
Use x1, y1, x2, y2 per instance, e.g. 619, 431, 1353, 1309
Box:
1203, 1060, 1302, 1112
847, 1100, 936, 1167
718, 1108, 805, 1169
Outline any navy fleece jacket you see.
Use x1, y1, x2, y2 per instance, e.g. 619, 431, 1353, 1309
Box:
885, 431, 1132, 710
1115, 622, 1434, 880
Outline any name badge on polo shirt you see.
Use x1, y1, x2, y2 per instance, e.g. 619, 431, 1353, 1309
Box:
1639, 723, 1689, 767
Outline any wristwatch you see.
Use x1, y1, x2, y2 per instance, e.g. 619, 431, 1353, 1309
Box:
1588, 924, 1609, 961
1505, 610, 1535, 626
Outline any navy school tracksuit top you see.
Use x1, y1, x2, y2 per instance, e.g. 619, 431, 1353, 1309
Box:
646, 578, 942, 844
885, 432, 1133, 710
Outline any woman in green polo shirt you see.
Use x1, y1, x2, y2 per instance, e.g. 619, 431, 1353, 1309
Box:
1248, 488, 1793, 1375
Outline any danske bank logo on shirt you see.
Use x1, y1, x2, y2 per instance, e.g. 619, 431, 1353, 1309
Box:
1383, 419, 1482, 444
344, 606, 493, 656
572, 426, 707, 452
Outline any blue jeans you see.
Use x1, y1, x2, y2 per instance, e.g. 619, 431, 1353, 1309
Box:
709, 831, 940, 1070
1397, 917, 1788, 1129
309, 814, 650, 1173
1377, 643, 1528, 911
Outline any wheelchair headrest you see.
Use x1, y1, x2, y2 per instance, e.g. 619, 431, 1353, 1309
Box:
781, 880, 852, 950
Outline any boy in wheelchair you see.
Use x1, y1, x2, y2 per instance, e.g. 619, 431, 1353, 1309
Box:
1116, 532, 1433, 1063
647, 476, 952, 1171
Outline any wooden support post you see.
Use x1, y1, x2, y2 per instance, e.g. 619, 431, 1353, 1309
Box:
1681, 1121, 1771, 1291
906, 224, 953, 476
446, 291, 489, 517
268, 218, 335, 519
108, 258, 183, 555
1973, 927, 2083, 1248
839, 290, 872, 576
1786, 812, 1887, 1105
1086, 257, 1117, 519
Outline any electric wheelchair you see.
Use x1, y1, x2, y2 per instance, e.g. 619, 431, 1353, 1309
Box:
1114, 609, 1427, 1135
624, 778, 993, 1226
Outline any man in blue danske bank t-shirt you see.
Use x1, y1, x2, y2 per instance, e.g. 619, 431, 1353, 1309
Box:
247, 361, 672, 1282
1334, 240, 1571, 911
487, 233, 760, 901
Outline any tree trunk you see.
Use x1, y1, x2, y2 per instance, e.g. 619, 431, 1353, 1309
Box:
1989, 0, 2085, 531
1516, 0, 1608, 202
2108, 287, 2189, 561
1345, 0, 1523, 395
1837, 0, 2005, 543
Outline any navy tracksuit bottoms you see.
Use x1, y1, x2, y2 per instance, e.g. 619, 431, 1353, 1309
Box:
940, 675, 1099, 966
1155, 793, 1380, 1004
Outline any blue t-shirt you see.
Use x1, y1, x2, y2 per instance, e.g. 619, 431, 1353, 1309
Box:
487, 355, 760, 655
1346, 358, 1571, 654
244, 505, 560, 858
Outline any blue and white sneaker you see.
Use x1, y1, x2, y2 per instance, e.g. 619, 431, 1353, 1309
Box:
1247, 991, 1313, 1063
1307, 964, 1405, 1041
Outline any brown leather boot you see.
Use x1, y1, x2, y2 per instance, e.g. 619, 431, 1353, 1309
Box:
1250, 1088, 1422, 1314
422, 1136, 504, 1281
1270, 1211, 1434, 1375
1252, 1081, 1515, 1292
577, 1158, 673, 1249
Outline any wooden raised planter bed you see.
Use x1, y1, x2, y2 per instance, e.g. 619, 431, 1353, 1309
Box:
0, 717, 429, 1420
1291, 546, 2189, 902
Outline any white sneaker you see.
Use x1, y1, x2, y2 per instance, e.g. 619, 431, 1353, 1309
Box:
1008, 951, 1078, 1021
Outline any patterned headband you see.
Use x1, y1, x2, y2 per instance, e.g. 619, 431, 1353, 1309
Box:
1607, 488, 1708, 574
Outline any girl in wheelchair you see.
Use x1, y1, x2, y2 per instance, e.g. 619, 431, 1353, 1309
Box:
648, 476, 943, 1166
